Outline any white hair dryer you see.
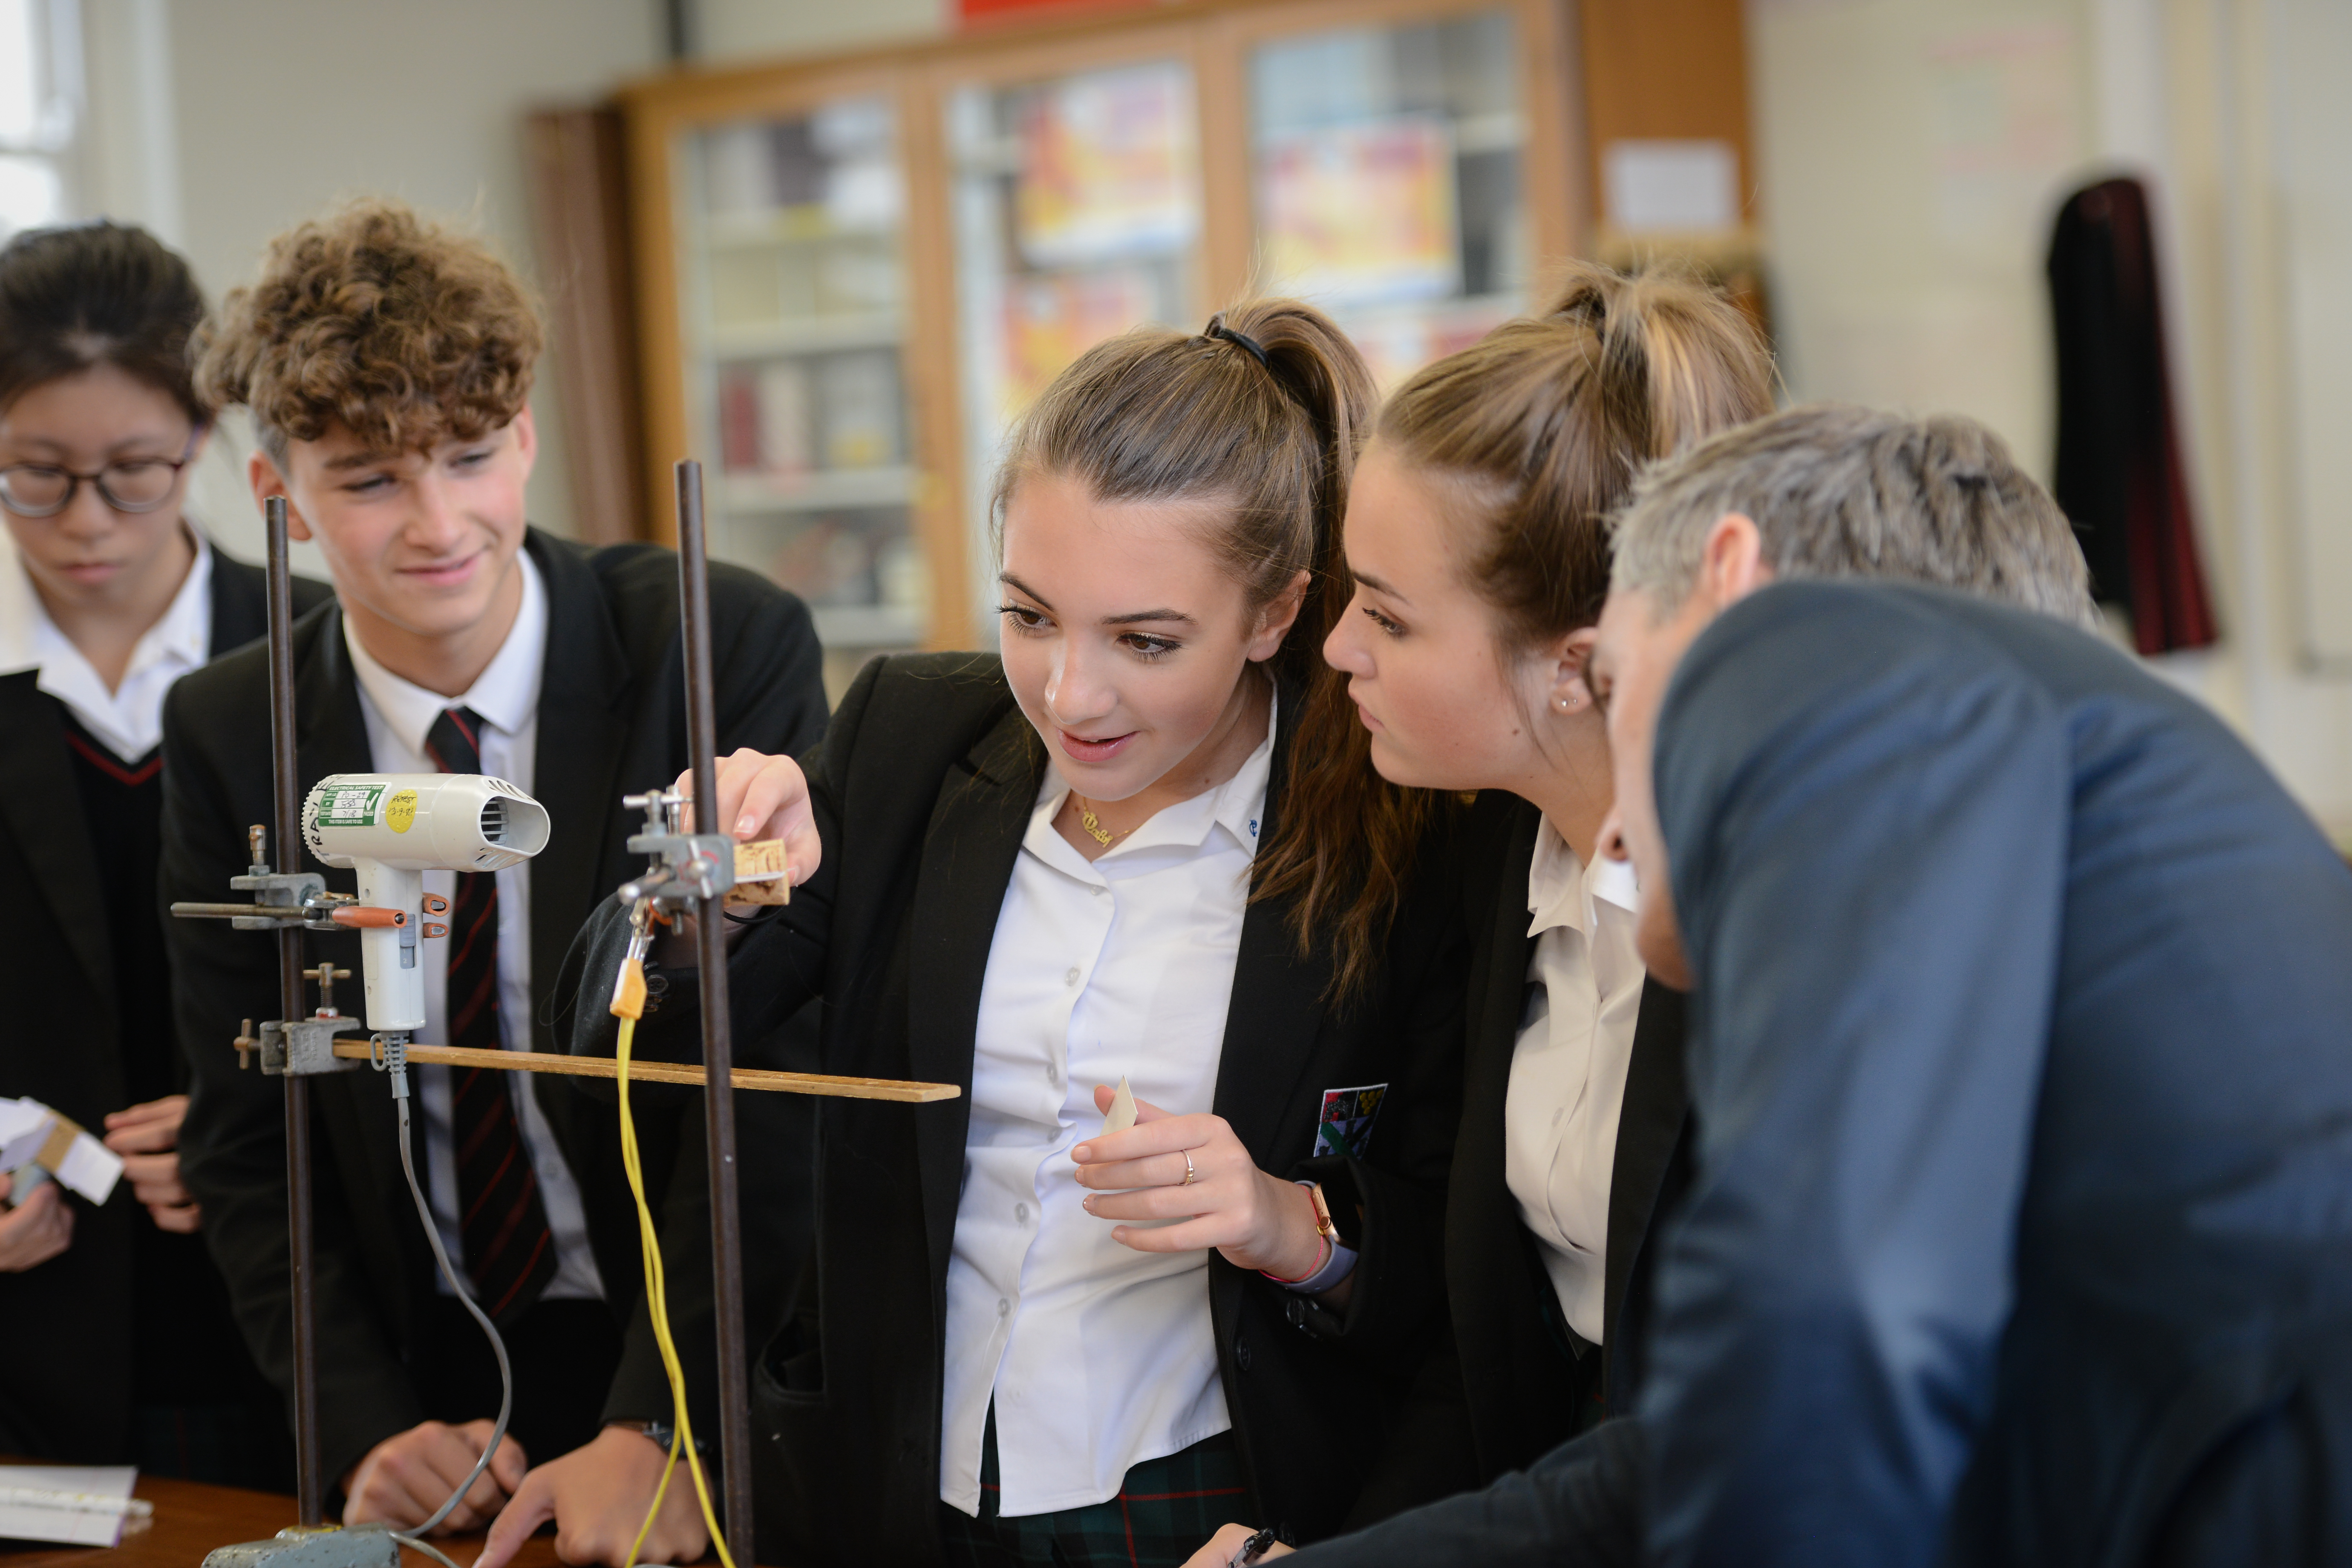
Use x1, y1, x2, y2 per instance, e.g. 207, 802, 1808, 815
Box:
301, 773, 550, 1031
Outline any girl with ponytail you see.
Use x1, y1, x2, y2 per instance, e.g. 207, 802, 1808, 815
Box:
1198, 266, 1777, 1563
553, 300, 1472, 1568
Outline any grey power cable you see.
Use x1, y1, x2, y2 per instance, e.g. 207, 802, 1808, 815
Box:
375, 1034, 516, 1559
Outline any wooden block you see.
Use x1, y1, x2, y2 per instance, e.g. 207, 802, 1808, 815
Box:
733, 838, 791, 904
323, 1040, 959, 1103
34, 1116, 78, 1174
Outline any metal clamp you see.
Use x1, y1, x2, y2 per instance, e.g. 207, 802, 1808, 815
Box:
617, 789, 736, 908
172, 825, 360, 932
258, 1016, 364, 1076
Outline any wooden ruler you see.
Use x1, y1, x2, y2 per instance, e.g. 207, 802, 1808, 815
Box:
325, 1040, 958, 1103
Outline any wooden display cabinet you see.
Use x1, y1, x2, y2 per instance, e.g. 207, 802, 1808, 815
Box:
614, 0, 1599, 691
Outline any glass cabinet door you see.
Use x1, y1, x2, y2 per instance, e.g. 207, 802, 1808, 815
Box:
947, 59, 1204, 611
677, 96, 925, 661
1248, 10, 1528, 387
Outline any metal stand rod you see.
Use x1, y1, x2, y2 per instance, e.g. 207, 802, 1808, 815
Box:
265, 496, 325, 1526
677, 460, 755, 1556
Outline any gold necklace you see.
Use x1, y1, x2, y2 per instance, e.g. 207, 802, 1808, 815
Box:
1072, 794, 1137, 847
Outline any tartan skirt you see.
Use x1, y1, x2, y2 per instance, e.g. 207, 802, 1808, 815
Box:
937, 1408, 1250, 1568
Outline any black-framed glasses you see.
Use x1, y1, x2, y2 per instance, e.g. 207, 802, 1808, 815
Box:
0, 426, 204, 519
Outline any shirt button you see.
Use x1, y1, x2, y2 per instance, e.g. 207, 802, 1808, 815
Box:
1015, 1202, 1029, 1223
1064, 967, 1081, 986
997, 1297, 1010, 1318
1091, 885, 1107, 897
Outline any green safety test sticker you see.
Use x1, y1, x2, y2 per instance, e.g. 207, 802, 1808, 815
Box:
315, 784, 386, 828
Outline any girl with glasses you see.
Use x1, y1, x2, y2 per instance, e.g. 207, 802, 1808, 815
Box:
0, 220, 328, 1485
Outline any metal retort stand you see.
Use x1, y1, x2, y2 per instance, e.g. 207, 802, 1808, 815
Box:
175, 473, 953, 1567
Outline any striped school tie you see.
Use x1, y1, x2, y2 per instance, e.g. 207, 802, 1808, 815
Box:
424, 705, 555, 1324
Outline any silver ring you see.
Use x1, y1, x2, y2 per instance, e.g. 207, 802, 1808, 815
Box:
1181, 1149, 1197, 1186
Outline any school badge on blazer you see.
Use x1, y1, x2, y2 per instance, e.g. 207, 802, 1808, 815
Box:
1315, 1083, 1388, 1159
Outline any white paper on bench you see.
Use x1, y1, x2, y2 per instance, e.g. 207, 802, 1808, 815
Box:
0, 1464, 137, 1545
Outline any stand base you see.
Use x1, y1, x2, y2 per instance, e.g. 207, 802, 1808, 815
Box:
202, 1524, 401, 1568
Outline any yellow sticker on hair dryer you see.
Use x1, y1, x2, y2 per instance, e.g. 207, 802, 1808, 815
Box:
386, 789, 418, 833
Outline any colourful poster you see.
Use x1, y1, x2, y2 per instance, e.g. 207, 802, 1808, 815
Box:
999, 266, 1159, 419
1259, 118, 1460, 307
1015, 63, 1199, 269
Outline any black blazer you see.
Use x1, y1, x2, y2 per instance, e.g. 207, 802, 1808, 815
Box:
0, 550, 329, 1463
569, 652, 1470, 1566
1351, 795, 1689, 1511
1456, 799, 1688, 1436
162, 531, 827, 1483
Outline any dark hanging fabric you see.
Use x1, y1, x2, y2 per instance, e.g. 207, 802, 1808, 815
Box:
2047, 176, 2218, 655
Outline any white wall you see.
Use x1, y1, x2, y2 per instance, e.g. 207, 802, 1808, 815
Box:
1749, 0, 2091, 480
1748, 0, 2352, 839
694, 0, 945, 63
76, 0, 665, 570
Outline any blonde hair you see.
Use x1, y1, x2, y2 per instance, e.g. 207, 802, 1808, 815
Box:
1380, 262, 1776, 643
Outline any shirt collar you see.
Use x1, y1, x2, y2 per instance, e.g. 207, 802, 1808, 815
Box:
1527, 813, 1640, 939
0, 526, 213, 677
1031, 686, 1279, 866
343, 548, 547, 755
0, 528, 215, 761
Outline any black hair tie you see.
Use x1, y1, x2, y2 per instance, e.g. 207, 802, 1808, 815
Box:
1204, 313, 1272, 370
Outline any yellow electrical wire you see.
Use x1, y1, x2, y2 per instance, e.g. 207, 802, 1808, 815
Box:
613, 951, 737, 1568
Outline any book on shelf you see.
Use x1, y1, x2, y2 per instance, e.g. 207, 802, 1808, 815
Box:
819, 351, 903, 470
718, 360, 818, 477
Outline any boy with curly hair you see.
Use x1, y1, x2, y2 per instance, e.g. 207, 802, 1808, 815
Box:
163, 199, 826, 1555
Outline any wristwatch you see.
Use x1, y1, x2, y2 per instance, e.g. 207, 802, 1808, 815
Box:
606, 1417, 706, 1457
1260, 1179, 1358, 1294
1300, 1180, 1339, 1244
1229, 1526, 1280, 1566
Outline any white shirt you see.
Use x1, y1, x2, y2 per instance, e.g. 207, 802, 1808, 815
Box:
343, 552, 603, 1303
939, 698, 1276, 1518
0, 529, 213, 761
1503, 818, 1646, 1343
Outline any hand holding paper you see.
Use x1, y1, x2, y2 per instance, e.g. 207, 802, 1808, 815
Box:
1072, 1081, 1325, 1280
0, 1173, 73, 1272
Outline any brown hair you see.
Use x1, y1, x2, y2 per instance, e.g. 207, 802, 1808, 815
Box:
993, 301, 1373, 677
0, 221, 208, 424
193, 198, 540, 465
995, 300, 1395, 986
1258, 264, 1775, 992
